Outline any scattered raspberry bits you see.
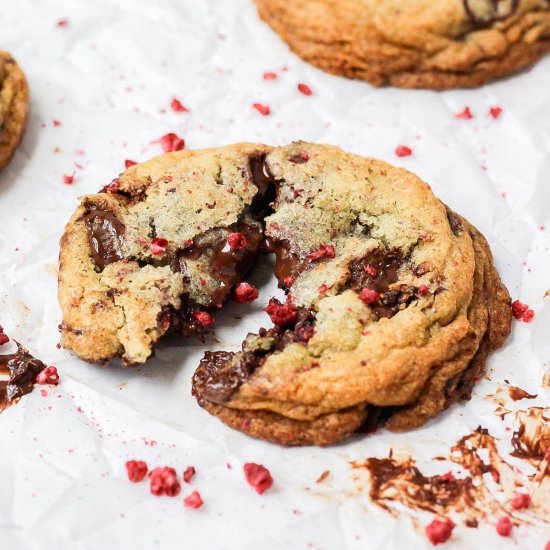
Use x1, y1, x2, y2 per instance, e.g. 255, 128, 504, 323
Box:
489, 106, 503, 119
252, 103, 270, 116
234, 282, 259, 304
150, 466, 181, 497
124, 159, 137, 168
243, 463, 273, 494
227, 232, 247, 250
159, 132, 185, 153
56, 18, 68, 27
264, 298, 297, 327
62, 173, 74, 185
297, 83, 313, 96
35, 366, 60, 385
126, 460, 148, 483
52, 119, 61, 127
0, 326, 9, 346
395, 145, 413, 157
307, 244, 335, 262
262, 71, 277, 80
170, 97, 189, 113
511, 300, 535, 323
183, 490, 203, 509
193, 311, 215, 328
455, 107, 473, 120
183, 466, 196, 483
150, 237, 168, 255
425, 518, 455, 545
496, 516, 513, 537
509, 492, 530, 510
359, 288, 380, 305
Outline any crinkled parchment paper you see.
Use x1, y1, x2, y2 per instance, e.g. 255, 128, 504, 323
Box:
0, 0, 549, 548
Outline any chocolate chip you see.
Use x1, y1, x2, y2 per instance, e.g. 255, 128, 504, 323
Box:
445, 207, 464, 236
83, 209, 125, 270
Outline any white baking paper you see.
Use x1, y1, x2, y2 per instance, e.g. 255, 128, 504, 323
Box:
0, 0, 549, 548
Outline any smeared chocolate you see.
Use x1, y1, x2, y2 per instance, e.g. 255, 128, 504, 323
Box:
463, 0, 519, 25
249, 154, 279, 219
0, 343, 46, 412
508, 386, 537, 401
445, 207, 464, 237
263, 238, 303, 283
510, 408, 549, 461
83, 209, 125, 270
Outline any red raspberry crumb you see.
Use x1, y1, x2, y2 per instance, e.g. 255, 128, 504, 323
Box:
193, 311, 215, 328
359, 288, 380, 304
545, 541, 550, 550
125, 460, 148, 482
252, 103, 270, 116
489, 106, 503, 119
455, 107, 473, 120
425, 518, 455, 545
124, 159, 137, 168
170, 97, 189, 112
243, 463, 273, 494
283, 276, 294, 287
150, 466, 181, 497
298, 83, 313, 96
150, 237, 168, 255
35, 366, 60, 385
63, 173, 75, 184
509, 492, 530, 510
395, 145, 413, 157
418, 284, 429, 296
56, 18, 68, 27
307, 244, 336, 262
365, 265, 377, 277
496, 516, 513, 537
183, 490, 203, 509
183, 466, 196, 483
264, 298, 297, 327
511, 300, 535, 322
234, 282, 259, 304
0, 326, 9, 346
227, 232, 247, 250
53, 120, 61, 127
263, 72, 277, 80
440, 472, 456, 482
159, 132, 185, 152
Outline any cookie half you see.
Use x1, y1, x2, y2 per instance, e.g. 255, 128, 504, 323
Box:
0, 51, 29, 170
192, 142, 512, 445
254, 0, 550, 89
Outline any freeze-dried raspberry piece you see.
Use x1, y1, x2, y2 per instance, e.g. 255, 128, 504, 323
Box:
227, 232, 247, 250
307, 244, 335, 262
125, 460, 148, 482
298, 83, 313, 95
425, 518, 455, 545
35, 366, 60, 385
63, 173, 74, 184
159, 133, 185, 152
252, 103, 270, 116
283, 276, 294, 287
0, 326, 9, 346
263, 72, 277, 80
170, 98, 189, 112
359, 288, 380, 304
455, 107, 473, 119
183, 466, 196, 483
183, 490, 203, 508
496, 516, 512, 537
103, 178, 119, 193
194, 311, 215, 328
56, 18, 68, 27
489, 106, 503, 119
125, 159, 137, 168
234, 282, 259, 304
243, 463, 273, 494
395, 145, 413, 157
440, 472, 455, 482
296, 325, 315, 343
509, 492, 530, 510
512, 300, 535, 322
418, 284, 429, 296
150, 466, 181, 497
150, 237, 168, 255
264, 298, 297, 327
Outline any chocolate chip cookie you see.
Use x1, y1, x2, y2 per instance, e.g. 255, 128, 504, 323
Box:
254, 0, 550, 89
0, 51, 29, 170
191, 142, 512, 445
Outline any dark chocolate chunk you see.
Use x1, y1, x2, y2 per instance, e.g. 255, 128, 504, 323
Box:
83, 209, 125, 270
445, 207, 464, 237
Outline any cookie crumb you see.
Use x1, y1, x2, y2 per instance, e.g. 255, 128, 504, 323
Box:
316, 470, 330, 483
243, 463, 273, 494
125, 460, 148, 482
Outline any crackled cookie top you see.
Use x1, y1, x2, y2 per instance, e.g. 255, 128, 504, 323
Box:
0, 51, 29, 169
254, 0, 550, 89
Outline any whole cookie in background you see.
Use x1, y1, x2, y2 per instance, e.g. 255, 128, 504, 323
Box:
0, 51, 29, 170
192, 142, 512, 445
254, 0, 550, 89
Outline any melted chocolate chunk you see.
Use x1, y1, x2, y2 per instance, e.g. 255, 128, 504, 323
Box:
249, 155, 279, 219
0, 343, 46, 412
83, 209, 125, 270
463, 0, 518, 25
507, 386, 537, 401
264, 238, 303, 284
445, 207, 464, 237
